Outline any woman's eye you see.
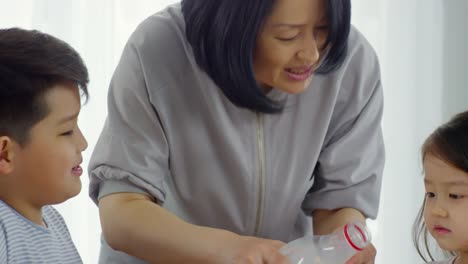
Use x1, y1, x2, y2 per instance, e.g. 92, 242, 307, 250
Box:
276, 36, 297, 42
314, 25, 328, 33
449, 194, 464, 199
314, 26, 328, 36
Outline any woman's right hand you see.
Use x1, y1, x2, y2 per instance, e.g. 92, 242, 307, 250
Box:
100, 193, 291, 264
215, 232, 291, 264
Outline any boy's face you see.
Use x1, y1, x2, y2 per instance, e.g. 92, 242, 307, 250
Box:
423, 154, 468, 253
11, 83, 87, 206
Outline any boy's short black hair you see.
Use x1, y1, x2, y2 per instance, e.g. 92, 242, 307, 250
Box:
0, 28, 89, 146
182, 0, 351, 113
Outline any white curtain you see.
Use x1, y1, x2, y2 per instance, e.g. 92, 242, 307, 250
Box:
1, 1, 467, 263
352, 1, 467, 263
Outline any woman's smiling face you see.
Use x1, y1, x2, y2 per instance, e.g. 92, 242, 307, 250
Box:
253, 0, 329, 94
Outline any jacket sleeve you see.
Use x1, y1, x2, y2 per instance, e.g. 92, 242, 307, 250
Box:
302, 29, 385, 219
88, 22, 171, 205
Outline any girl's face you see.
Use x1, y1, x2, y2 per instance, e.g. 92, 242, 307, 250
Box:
253, 0, 328, 94
423, 154, 468, 253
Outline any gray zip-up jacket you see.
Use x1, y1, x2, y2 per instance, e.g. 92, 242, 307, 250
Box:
88, 3, 384, 263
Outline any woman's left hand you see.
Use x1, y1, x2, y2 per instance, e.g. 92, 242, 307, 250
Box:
345, 243, 376, 264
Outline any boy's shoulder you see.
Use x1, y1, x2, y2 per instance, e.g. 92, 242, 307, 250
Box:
0, 199, 24, 224
0, 200, 59, 224
0, 200, 68, 235
0, 200, 81, 263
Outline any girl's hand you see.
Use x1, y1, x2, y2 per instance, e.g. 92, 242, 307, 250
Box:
217, 233, 291, 264
345, 243, 376, 264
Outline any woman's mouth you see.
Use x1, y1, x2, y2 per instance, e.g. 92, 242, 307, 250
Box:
284, 65, 313, 81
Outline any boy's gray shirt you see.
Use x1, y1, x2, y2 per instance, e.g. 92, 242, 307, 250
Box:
0, 200, 82, 264
88, 3, 385, 263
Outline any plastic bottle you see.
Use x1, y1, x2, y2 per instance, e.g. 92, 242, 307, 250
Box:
279, 221, 371, 264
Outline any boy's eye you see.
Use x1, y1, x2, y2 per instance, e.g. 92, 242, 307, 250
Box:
60, 130, 74, 136
425, 192, 435, 198
449, 194, 464, 199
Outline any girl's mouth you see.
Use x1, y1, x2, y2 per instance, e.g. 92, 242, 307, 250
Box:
433, 225, 451, 235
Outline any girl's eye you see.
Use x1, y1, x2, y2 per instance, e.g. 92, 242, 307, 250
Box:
61, 130, 74, 136
449, 194, 464, 199
425, 192, 435, 198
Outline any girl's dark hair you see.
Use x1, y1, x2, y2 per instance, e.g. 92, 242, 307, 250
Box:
0, 28, 89, 146
181, 0, 351, 113
413, 111, 468, 262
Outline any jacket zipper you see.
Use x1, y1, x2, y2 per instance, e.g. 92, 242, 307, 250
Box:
254, 112, 265, 236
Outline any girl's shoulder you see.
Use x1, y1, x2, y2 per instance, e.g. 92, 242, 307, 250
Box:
428, 256, 457, 264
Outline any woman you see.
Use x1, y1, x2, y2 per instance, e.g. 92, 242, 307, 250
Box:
89, 0, 385, 263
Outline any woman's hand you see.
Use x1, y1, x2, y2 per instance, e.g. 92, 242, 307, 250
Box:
217, 233, 291, 264
313, 208, 375, 263
345, 243, 376, 264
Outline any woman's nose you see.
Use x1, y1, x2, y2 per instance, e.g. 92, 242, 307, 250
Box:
297, 34, 320, 65
297, 44, 320, 65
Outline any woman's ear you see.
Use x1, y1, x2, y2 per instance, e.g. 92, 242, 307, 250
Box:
0, 136, 14, 175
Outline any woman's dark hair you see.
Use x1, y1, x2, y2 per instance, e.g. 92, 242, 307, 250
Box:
181, 0, 351, 113
0, 27, 89, 146
413, 111, 468, 262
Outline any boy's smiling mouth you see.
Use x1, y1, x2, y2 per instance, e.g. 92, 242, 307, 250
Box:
71, 159, 83, 177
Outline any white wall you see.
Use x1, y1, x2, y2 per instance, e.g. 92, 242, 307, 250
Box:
442, 1, 468, 118
353, 1, 443, 263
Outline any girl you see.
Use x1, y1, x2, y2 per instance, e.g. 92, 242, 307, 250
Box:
414, 111, 468, 264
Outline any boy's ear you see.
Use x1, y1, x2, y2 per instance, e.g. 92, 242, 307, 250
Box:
0, 136, 14, 175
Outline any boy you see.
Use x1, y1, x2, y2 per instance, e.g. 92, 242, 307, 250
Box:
0, 28, 88, 263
